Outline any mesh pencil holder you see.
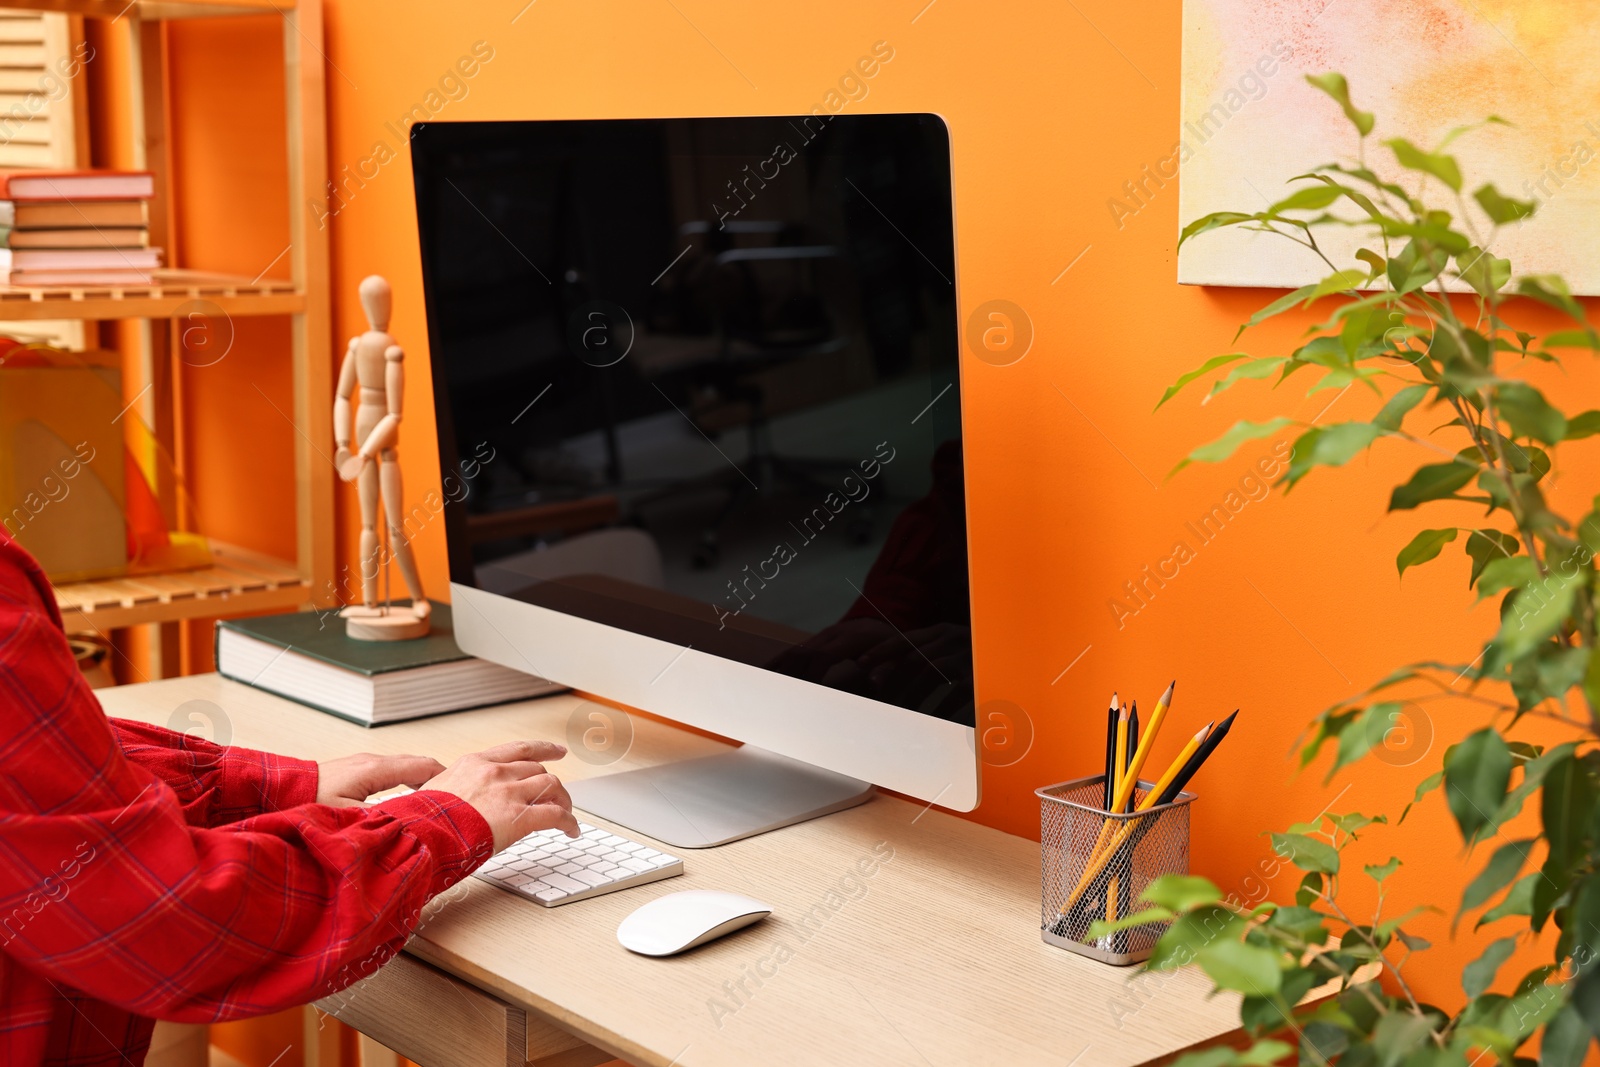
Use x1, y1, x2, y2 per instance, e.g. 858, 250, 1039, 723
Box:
1038, 775, 1195, 966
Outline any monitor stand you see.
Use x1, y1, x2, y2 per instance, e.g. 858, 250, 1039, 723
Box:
566, 746, 875, 848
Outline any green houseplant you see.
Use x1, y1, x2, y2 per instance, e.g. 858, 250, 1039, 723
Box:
1092, 75, 1600, 1067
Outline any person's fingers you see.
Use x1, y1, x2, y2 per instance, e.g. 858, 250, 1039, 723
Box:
523, 802, 581, 838
477, 740, 568, 764
375, 755, 448, 788
490, 759, 549, 781
512, 772, 573, 812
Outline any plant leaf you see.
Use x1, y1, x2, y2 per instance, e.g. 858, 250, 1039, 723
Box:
1474, 183, 1536, 225
1538, 1004, 1589, 1067
1463, 936, 1519, 998
1155, 353, 1251, 411
1141, 875, 1223, 912
1169, 418, 1295, 477
1269, 832, 1339, 874
1374, 384, 1432, 432
1305, 73, 1374, 136
1465, 530, 1520, 589
1444, 728, 1512, 841
1178, 210, 1258, 249
1478, 873, 1537, 928
1459, 839, 1534, 922
1198, 939, 1282, 996
1493, 574, 1577, 661
1282, 422, 1382, 488
1495, 382, 1568, 444
1565, 410, 1600, 439
1397, 527, 1458, 578
1365, 856, 1400, 883
1389, 460, 1479, 510
1385, 137, 1463, 191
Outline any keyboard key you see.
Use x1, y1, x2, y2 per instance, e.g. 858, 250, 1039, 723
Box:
636, 849, 662, 860
506, 873, 535, 887
556, 862, 585, 875
600, 834, 627, 846
572, 869, 608, 886
544, 873, 588, 893
648, 855, 676, 867
621, 858, 654, 873
616, 842, 644, 853
534, 889, 566, 902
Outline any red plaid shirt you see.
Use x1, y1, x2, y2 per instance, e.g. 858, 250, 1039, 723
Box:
0, 535, 495, 1066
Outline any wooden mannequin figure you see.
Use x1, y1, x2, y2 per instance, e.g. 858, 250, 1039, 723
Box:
334, 274, 431, 641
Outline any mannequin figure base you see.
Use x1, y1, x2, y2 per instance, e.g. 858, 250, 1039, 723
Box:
342, 603, 431, 642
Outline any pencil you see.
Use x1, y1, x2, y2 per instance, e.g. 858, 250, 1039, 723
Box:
1102, 693, 1119, 811
1163, 709, 1237, 802
1106, 680, 1175, 815
1124, 700, 1139, 811
1063, 722, 1210, 911
1112, 705, 1130, 806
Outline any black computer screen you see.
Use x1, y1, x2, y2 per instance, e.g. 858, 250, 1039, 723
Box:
411, 114, 971, 726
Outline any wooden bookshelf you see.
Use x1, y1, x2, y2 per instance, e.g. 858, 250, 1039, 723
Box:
0, 0, 334, 671
55, 543, 309, 632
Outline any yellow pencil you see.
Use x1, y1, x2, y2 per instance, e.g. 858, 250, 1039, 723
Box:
1111, 705, 1129, 803
1082, 681, 1178, 865
1109, 680, 1175, 815
1063, 722, 1210, 913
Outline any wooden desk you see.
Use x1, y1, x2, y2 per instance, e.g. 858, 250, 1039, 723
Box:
101, 675, 1248, 1067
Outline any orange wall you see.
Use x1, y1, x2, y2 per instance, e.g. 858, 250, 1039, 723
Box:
162, 0, 1600, 1016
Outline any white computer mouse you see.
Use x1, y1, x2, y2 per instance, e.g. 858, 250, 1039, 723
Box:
616, 890, 772, 957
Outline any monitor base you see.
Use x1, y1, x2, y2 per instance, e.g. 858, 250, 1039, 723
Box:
567, 746, 876, 848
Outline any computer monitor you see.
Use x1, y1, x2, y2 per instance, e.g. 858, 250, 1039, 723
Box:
410, 113, 975, 847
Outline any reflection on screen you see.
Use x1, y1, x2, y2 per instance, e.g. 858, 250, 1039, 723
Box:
413, 114, 971, 726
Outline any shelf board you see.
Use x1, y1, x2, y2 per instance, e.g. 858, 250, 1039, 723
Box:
0, 0, 290, 18
0, 269, 302, 320
54, 542, 310, 632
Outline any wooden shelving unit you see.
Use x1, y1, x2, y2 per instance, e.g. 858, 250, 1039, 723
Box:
0, 0, 332, 670
0, 270, 302, 318
55, 542, 309, 630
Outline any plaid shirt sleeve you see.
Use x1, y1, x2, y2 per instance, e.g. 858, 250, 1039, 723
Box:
0, 535, 495, 1062
108, 719, 321, 827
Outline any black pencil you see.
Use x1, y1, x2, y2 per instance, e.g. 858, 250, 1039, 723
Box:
1124, 700, 1139, 811
1159, 709, 1238, 804
1102, 693, 1119, 811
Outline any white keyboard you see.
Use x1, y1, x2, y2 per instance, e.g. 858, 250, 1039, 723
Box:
474, 821, 684, 906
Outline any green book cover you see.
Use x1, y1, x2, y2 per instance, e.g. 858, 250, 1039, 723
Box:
216, 603, 471, 677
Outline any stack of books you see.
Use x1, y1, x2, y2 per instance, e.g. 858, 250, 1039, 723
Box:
0, 170, 160, 286
215, 604, 564, 725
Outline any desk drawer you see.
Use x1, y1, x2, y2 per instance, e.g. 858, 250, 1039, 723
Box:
314, 952, 610, 1067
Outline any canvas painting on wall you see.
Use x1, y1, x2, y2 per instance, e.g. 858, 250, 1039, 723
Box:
1176, 0, 1600, 292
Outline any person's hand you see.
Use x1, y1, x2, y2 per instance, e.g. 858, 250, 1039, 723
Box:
317, 752, 446, 807
422, 740, 579, 852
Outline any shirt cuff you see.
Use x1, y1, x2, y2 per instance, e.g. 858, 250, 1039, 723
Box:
221, 749, 321, 815
375, 789, 496, 888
